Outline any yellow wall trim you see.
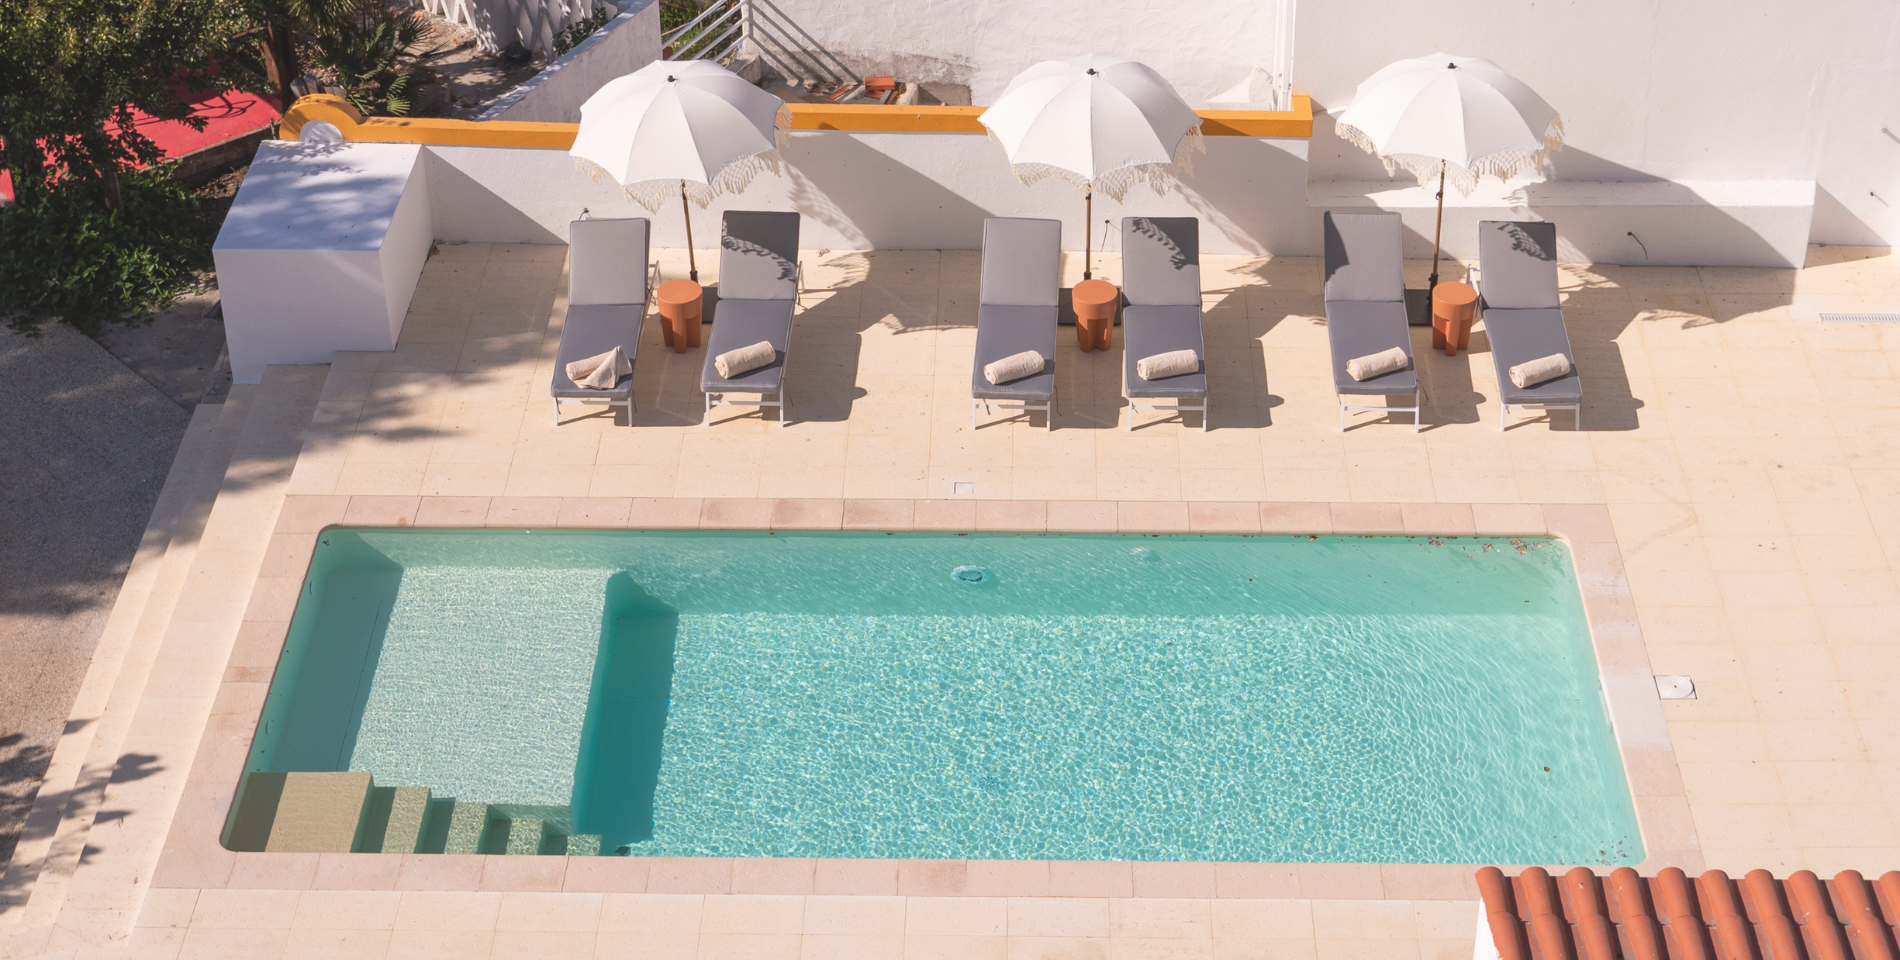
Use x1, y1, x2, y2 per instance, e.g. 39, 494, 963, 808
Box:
280, 93, 1312, 147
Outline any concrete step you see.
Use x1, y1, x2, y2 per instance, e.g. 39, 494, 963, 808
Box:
47, 364, 328, 945
0, 391, 252, 925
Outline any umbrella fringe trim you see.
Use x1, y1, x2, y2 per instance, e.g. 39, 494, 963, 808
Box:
568, 103, 796, 211
1337, 115, 1566, 196
1004, 121, 1207, 201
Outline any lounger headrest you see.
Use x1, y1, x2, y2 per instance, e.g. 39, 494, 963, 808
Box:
1322, 211, 1403, 303
979, 217, 1061, 307
719, 211, 801, 300
1121, 217, 1200, 306
1477, 221, 1561, 309
568, 217, 650, 306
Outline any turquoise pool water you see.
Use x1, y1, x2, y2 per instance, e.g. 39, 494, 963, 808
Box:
248, 529, 1641, 864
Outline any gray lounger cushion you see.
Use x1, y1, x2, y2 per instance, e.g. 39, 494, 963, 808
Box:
1326, 300, 1417, 395
554, 216, 649, 402
553, 303, 643, 399
1122, 217, 1201, 306
718, 210, 800, 300
1477, 220, 1580, 404
568, 217, 650, 306
972, 304, 1057, 401
972, 218, 1060, 403
700, 298, 793, 393
1485, 307, 1582, 404
700, 210, 799, 394
1477, 220, 1561, 310
1322, 211, 1404, 303
980, 218, 1061, 307
1122, 305, 1208, 399
1120, 217, 1206, 400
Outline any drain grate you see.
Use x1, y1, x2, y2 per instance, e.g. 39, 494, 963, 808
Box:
1818, 313, 1900, 323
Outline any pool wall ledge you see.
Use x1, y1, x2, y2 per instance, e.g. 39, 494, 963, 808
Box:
138, 497, 1698, 902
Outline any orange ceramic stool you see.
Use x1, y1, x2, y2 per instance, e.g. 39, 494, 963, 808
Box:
1073, 279, 1118, 352
656, 279, 703, 353
1432, 281, 1477, 356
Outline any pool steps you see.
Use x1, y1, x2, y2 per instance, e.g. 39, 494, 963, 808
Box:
1477, 866, 1900, 960
225, 770, 603, 855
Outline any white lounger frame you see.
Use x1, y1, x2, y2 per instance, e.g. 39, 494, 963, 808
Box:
1124, 376, 1209, 432
554, 260, 659, 427
1472, 267, 1583, 431
1338, 388, 1421, 433
972, 397, 1053, 431
1499, 395, 1581, 430
704, 262, 802, 427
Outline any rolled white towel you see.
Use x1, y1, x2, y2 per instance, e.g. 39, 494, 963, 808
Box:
566, 345, 631, 389
983, 349, 1045, 385
1345, 347, 1408, 382
1509, 353, 1571, 388
714, 340, 776, 379
1136, 349, 1200, 381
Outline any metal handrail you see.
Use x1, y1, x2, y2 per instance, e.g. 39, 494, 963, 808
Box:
662, 0, 736, 45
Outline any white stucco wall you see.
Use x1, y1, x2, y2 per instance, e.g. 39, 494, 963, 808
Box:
424, 134, 1312, 255
751, 0, 1898, 248
421, 133, 1818, 265
1295, 0, 1900, 247
215, 141, 433, 383
479, 0, 662, 124
754, 0, 1291, 106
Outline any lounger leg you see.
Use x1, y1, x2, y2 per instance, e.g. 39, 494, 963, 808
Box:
1045, 401, 1052, 432
1202, 400, 1209, 432
1338, 399, 1346, 432
1574, 406, 1581, 430
553, 398, 560, 425
1414, 389, 1421, 433
972, 401, 977, 430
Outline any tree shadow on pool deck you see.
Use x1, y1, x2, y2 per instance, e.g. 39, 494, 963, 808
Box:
570, 573, 678, 851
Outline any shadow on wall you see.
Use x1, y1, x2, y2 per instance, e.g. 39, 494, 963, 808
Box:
785, 133, 994, 250
1308, 100, 1808, 268
1522, 148, 1796, 268
425, 151, 564, 245
1812, 184, 1888, 247
1171, 136, 1311, 256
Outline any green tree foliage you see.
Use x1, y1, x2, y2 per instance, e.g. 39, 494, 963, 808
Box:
0, 169, 215, 334
306, 1, 447, 117
0, 0, 259, 205
0, 0, 243, 331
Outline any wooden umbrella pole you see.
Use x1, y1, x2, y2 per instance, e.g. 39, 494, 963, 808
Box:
681, 179, 698, 282
1429, 161, 1445, 291
1083, 188, 1093, 280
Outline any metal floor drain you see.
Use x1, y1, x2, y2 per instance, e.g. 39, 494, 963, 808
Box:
1818, 313, 1900, 323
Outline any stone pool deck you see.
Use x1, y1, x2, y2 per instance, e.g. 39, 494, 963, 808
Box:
1, 242, 1897, 960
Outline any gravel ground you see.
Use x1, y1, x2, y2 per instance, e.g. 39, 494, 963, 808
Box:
0, 322, 198, 870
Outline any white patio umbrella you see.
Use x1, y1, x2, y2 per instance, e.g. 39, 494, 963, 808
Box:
1335, 53, 1564, 289
571, 59, 791, 281
979, 55, 1203, 279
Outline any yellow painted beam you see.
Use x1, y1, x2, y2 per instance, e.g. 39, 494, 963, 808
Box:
279, 92, 1313, 146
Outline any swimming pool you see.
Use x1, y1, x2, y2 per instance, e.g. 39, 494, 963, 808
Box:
244, 529, 1641, 864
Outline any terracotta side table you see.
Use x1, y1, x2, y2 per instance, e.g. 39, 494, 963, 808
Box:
656, 279, 704, 353
1431, 281, 1478, 356
1072, 279, 1118, 352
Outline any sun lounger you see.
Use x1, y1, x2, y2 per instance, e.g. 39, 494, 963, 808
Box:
552, 216, 656, 426
1323, 211, 1420, 431
1120, 217, 1208, 431
701, 211, 801, 425
971, 217, 1060, 430
1476, 220, 1582, 430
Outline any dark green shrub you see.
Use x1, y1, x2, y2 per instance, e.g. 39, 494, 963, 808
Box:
0, 168, 215, 335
